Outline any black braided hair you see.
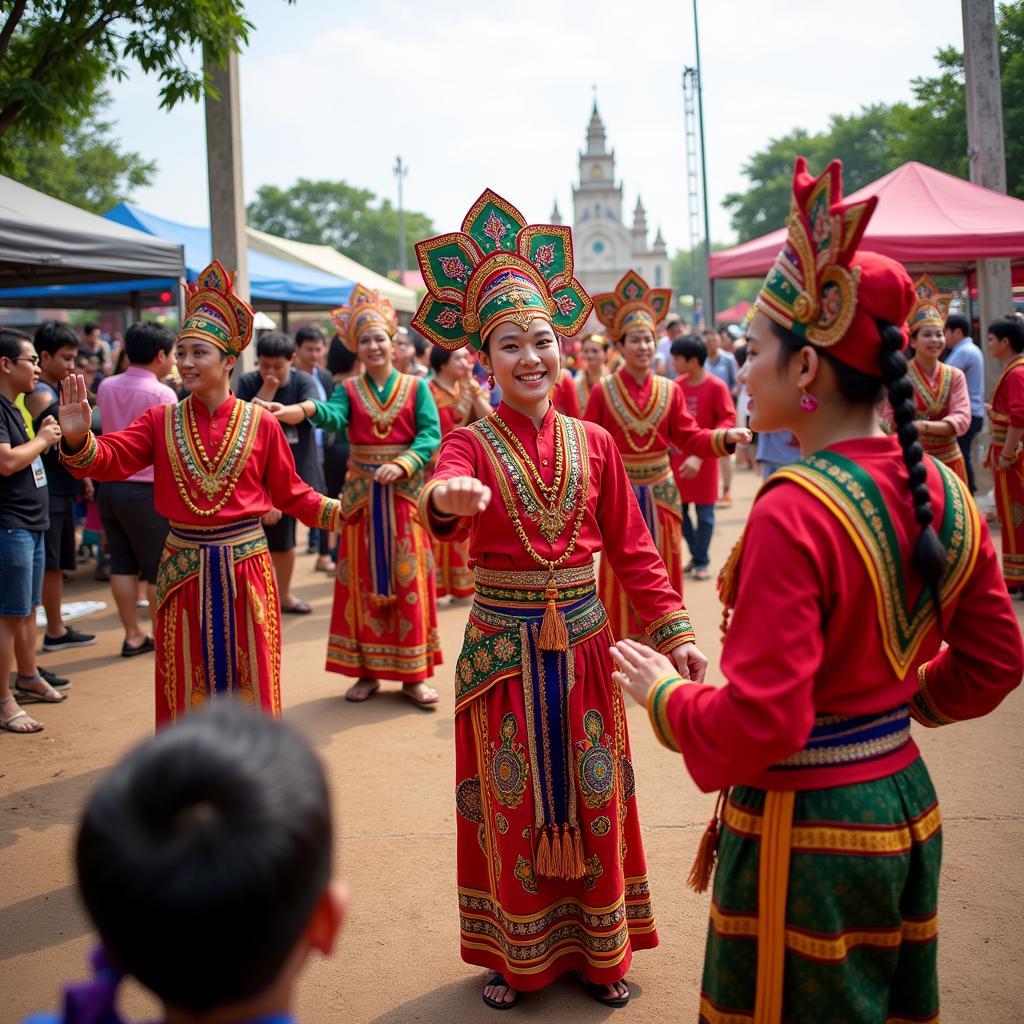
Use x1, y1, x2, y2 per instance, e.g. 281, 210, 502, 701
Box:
770, 319, 947, 624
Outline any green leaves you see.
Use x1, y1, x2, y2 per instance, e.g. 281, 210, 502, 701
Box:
723, 1, 1024, 242
0, 0, 274, 146
1, 91, 155, 211
246, 179, 435, 277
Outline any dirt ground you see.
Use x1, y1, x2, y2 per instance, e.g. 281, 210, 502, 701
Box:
2, 464, 1022, 1024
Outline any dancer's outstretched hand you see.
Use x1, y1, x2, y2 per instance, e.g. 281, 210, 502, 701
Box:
726, 427, 753, 446
611, 637, 708, 706
431, 477, 491, 517
58, 374, 92, 448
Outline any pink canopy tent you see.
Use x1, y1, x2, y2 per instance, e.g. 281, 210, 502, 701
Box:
709, 161, 1024, 280
715, 299, 752, 323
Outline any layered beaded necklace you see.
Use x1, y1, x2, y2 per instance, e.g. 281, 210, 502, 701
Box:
165, 397, 259, 517
603, 370, 670, 454
351, 372, 415, 440
474, 411, 588, 563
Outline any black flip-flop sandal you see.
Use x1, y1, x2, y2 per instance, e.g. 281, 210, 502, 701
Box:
574, 972, 630, 1008
482, 973, 519, 1010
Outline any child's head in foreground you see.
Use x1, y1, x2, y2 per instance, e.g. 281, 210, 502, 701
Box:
76, 704, 344, 1019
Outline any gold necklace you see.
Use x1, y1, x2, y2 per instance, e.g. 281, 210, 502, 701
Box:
491, 411, 564, 506
474, 415, 589, 566
603, 373, 668, 454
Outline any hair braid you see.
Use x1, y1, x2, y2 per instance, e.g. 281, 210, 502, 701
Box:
876, 320, 947, 624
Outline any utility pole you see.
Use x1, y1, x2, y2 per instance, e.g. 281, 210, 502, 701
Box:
692, 0, 713, 326
394, 155, 408, 277
203, 46, 252, 369
962, 0, 1011, 396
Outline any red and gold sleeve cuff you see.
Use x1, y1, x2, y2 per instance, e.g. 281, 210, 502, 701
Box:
394, 450, 424, 478
418, 477, 462, 539
909, 663, 957, 728
317, 496, 343, 533
59, 431, 98, 470
645, 610, 697, 653
710, 429, 733, 457
646, 674, 690, 752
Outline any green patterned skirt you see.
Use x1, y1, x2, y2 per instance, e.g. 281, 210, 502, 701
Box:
699, 757, 941, 1024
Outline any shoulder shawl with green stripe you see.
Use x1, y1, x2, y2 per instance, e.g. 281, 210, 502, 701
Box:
718, 450, 980, 677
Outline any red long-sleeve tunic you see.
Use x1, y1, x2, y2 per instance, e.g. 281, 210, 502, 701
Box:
647, 436, 1022, 792
61, 395, 339, 527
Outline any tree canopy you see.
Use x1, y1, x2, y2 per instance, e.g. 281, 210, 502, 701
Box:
0, 0, 261, 155
722, 1, 1024, 242
2, 92, 154, 212
246, 179, 435, 277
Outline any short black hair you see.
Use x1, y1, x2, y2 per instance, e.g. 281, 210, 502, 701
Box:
671, 334, 707, 365
125, 322, 175, 366
989, 316, 1024, 353
327, 336, 356, 376
34, 320, 79, 357
76, 704, 333, 1015
702, 328, 718, 340
429, 344, 453, 373
83, 322, 100, 335
0, 328, 31, 361
945, 313, 970, 337
410, 331, 428, 357
295, 324, 326, 346
256, 331, 295, 360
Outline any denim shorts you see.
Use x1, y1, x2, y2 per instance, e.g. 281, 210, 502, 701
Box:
0, 528, 45, 617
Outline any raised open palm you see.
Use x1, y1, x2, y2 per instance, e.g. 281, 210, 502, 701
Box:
59, 373, 93, 447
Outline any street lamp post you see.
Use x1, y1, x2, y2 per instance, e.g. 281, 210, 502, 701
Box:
692, 0, 713, 326
394, 155, 408, 277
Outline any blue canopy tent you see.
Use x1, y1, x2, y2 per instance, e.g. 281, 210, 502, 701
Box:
0, 202, 354, 311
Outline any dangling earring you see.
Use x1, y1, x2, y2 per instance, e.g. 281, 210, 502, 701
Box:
487, 373, 495, 390
800, 387, 818, 413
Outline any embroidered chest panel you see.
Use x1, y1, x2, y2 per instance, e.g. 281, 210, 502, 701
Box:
768, 451, 979, 676
348, 373, 416, 437
602, 372, 671, 447
908, 361, 953, 420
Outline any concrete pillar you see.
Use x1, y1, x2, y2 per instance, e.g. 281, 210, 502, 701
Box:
962, 0, 1012, 396
203, 46, 252, 372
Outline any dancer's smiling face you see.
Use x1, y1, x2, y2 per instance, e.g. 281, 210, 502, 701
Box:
618, 325, 656, 375
479, 318, 560, 414
175, 338, 235, 394
356, 326, 394, 373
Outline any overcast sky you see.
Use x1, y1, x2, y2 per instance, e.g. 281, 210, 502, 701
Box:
105, 0, 966, 258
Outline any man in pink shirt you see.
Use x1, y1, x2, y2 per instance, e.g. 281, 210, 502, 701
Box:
95, 322, 177, 656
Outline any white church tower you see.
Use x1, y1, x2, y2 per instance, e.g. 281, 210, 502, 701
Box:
570, 101, 670, 298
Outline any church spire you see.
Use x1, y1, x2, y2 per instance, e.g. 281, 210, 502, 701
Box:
586, 96, 607, 156
550, 198, 562, 225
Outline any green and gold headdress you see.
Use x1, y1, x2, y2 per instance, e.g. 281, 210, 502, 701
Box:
412, 189, 592, 351
179, 259, 255, 357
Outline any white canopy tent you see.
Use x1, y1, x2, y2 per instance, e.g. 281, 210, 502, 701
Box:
0, 175, 185, 288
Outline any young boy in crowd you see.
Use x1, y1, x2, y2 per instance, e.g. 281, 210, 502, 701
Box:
670, 334, 736, 581
0, 330, 65, 734
25, 704, 346, 1023
235, 331, 323, 614
26, 321, 97, 652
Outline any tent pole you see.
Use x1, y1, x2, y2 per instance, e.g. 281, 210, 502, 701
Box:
128, 291, 142, 327
281, 301, 289, 334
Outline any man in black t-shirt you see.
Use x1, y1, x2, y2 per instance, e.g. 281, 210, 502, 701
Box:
236, 332, 321, 614
26, 321, 97, 652
0, 330, 68, 733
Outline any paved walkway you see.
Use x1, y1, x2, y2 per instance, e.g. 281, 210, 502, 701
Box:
2, 465, 1022, 1022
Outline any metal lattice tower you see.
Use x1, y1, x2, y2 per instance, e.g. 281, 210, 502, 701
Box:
682, 67, 702, 304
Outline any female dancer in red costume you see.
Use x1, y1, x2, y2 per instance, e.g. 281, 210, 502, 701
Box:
611, 159, 1022, 1024
414, 191, 709, 1010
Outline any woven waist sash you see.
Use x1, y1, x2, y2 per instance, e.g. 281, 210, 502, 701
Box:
345, 445, 422, 605
620, 450, 672, 486
920, 433, 963, 466
458, 564, 608, 882
161, 518, 268, 697
770, 704, 911, 771
349, 443, 409, 467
